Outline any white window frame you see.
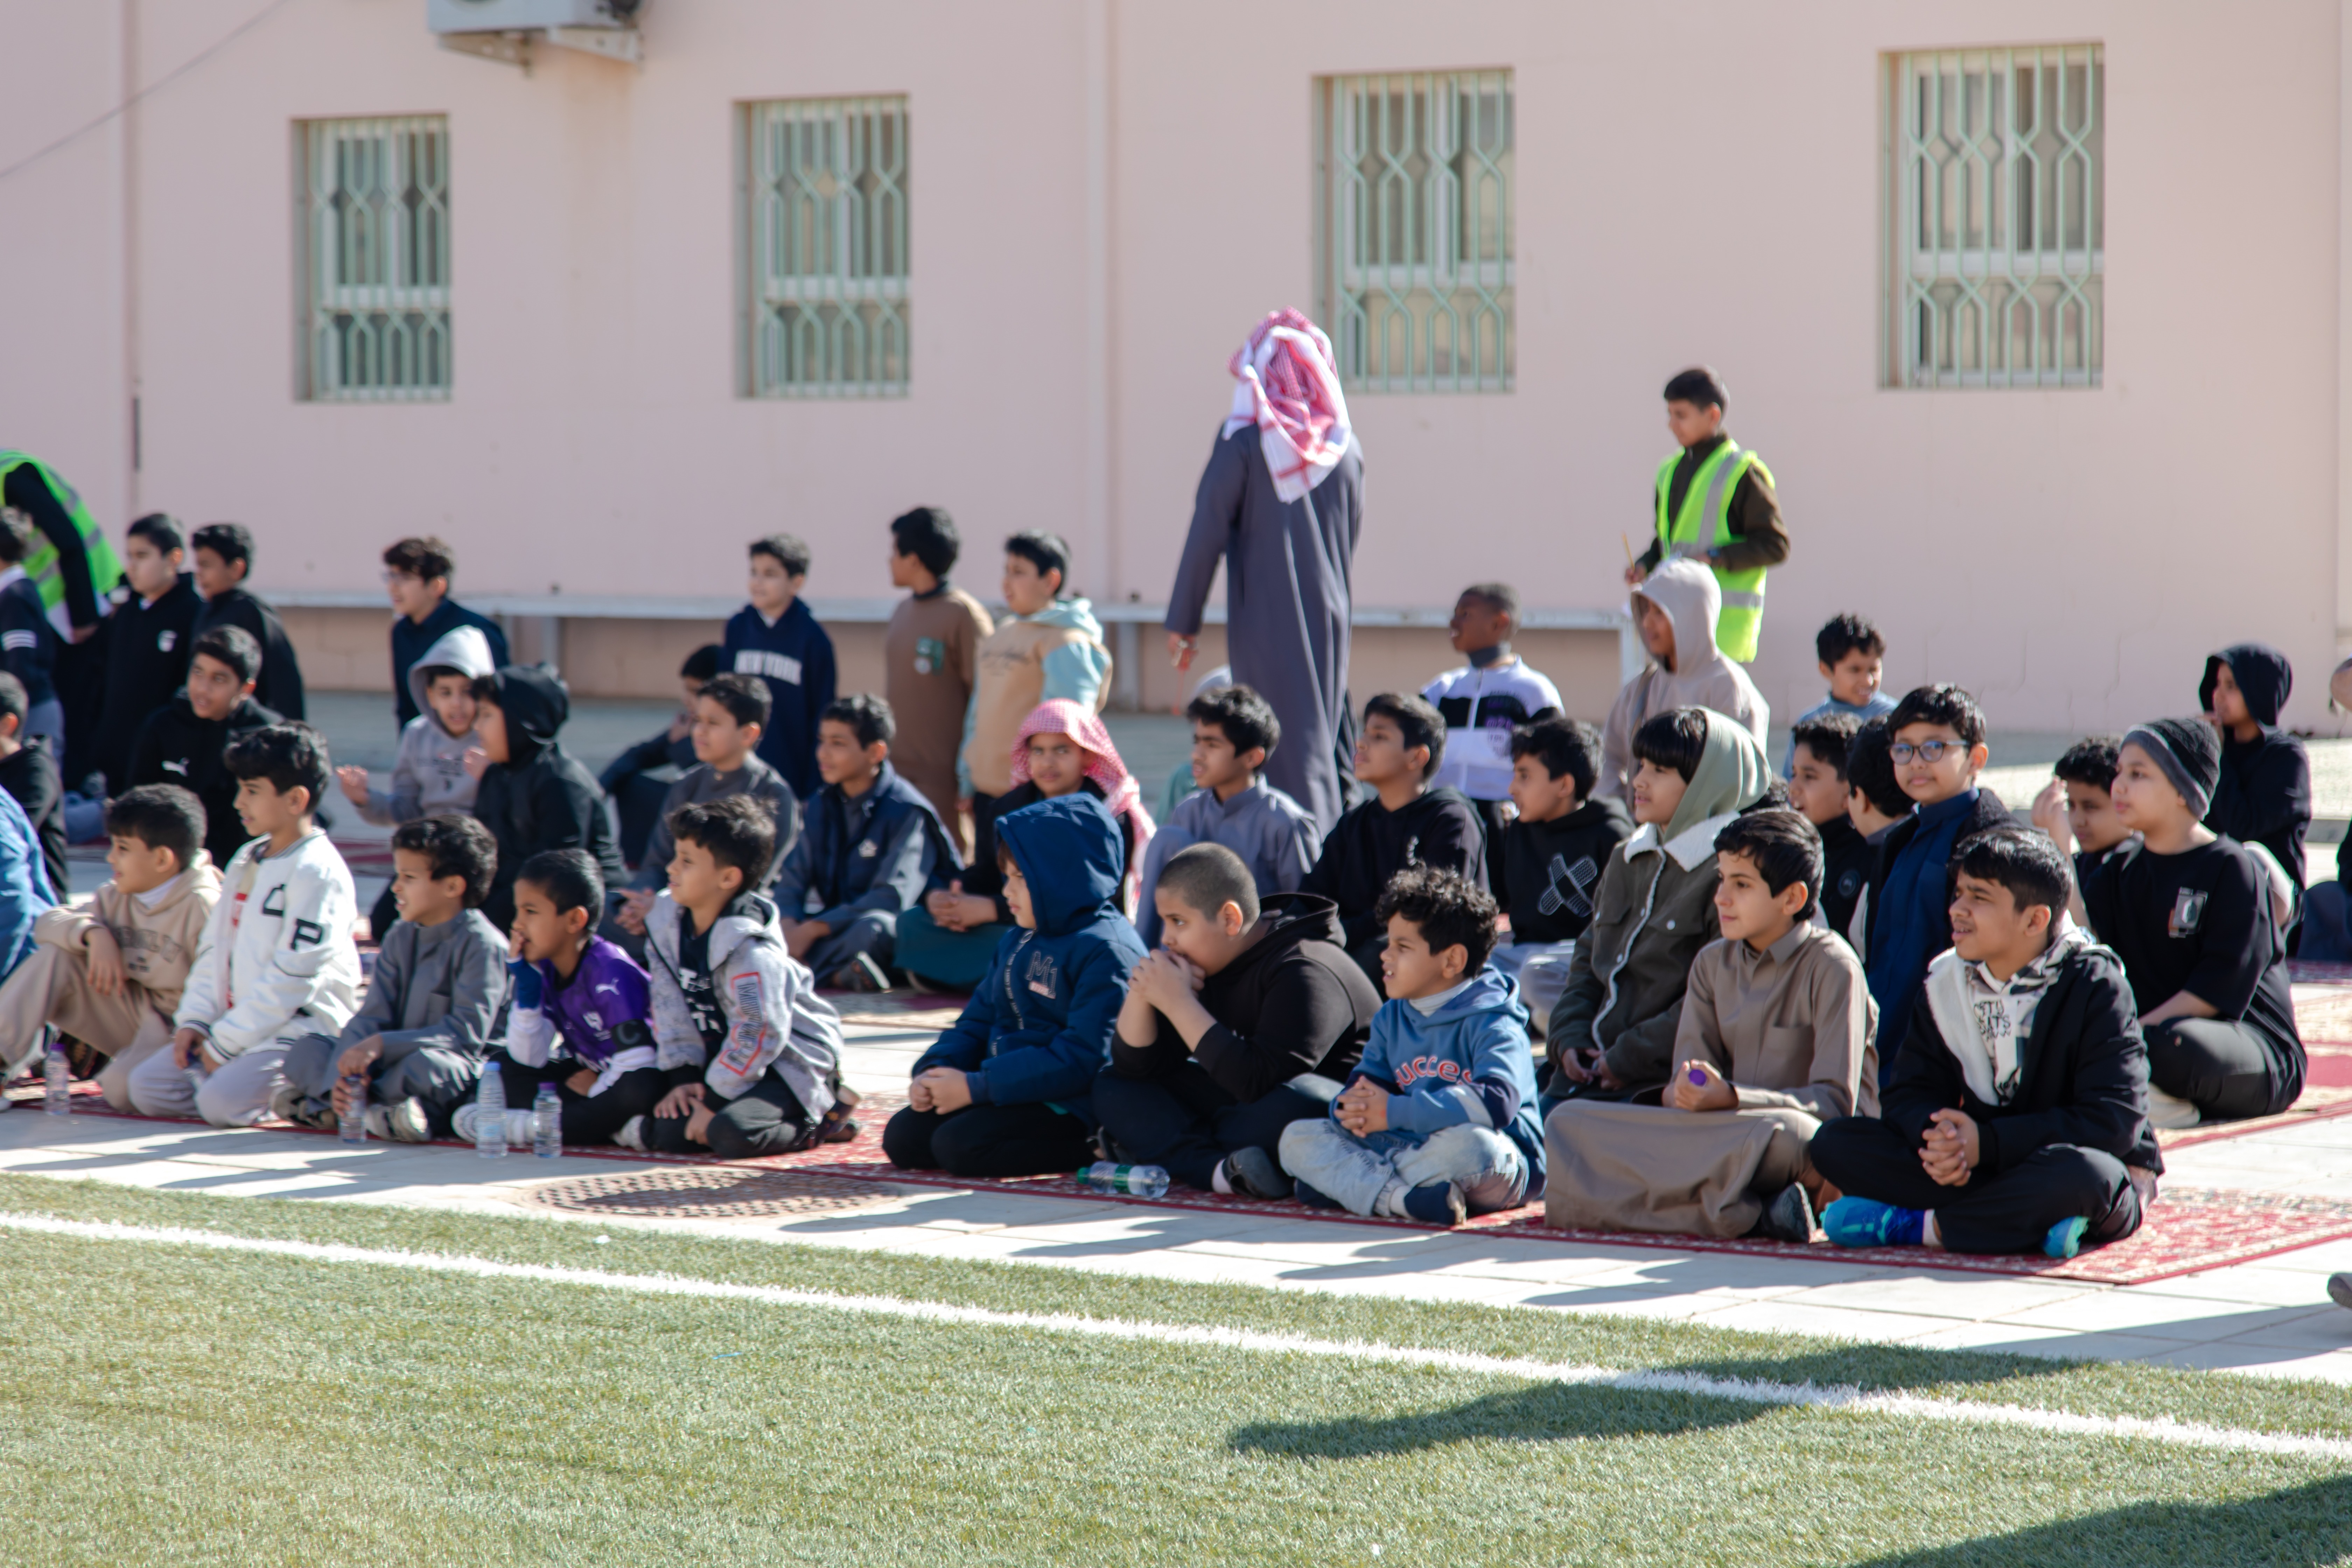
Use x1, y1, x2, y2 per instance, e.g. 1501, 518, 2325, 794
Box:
1885, 44, 2104, 389
740, 95, 910, 399
297, 115, 451, 402
1316, 69, 1514, 394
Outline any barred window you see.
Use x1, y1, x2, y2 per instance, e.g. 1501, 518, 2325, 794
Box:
1317, 70, 1514, 394
299, 116, 451, 401
1889, 45, 2104, 388
743, 96, 909, 398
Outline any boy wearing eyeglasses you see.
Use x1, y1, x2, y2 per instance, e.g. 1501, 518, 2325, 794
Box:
1863, 685, 2010, 1085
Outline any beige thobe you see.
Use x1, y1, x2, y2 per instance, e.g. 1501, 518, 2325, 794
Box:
1544, 922, 1878, 1236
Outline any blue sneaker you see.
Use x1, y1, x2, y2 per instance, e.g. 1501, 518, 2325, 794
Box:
1400, 1181, 1468, 1227
2043, 1215, 2089, 1259
1821, 1197, 1926, 1248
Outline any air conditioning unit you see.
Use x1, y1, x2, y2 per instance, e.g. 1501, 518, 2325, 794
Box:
429, 0, 643, 65
428, 0, 633, 31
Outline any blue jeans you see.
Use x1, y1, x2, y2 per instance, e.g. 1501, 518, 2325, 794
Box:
1277, 1118, 1527, 1217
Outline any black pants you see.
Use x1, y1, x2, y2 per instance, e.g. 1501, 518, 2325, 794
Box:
1808, 1116, 2142, 1256
2146, 1017, 2304, 1122
490, 1054, 670, 1147
882, 1100, 1093, 1178
1091, 1066, 1342, 1190
647, 1073, 811, 1160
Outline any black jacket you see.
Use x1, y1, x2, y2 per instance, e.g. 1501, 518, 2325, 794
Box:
1883, 938, 2161, 1177
473, 665, 623, 931
1817, 812, 1874, 942
95, 573, 201, 789
1107, 893, 1379, 1102
126, 694, 282, 869
1301, 786, 1488, 948
192, 586, 305, 721
0, 741, 65, 898
2200, 643, 2311, 891
1495, 796, 1633, 946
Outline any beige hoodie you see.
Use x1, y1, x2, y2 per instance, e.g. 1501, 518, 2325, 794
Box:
1596, 557, 1771, 802
34, 851, 222, 1018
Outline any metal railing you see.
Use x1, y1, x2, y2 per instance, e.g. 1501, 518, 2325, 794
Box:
746, 96, 910, 397
301, 116, 451, 401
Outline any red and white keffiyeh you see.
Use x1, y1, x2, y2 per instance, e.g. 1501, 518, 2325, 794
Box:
1222, 308, 1353, 503
1008, 698, 1156, 857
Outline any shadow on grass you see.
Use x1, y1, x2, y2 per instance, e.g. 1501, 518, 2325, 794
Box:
1852, 1475, 2352, 1567
1231, 1378, 1768, 1455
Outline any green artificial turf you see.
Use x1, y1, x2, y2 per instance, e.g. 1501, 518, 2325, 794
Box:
1, 1175, 2348, 1566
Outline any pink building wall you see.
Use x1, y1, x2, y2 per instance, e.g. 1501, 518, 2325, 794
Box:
2, 0, 2345, 732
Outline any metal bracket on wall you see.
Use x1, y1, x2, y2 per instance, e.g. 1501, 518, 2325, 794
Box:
438, 26, 642, 70
547, 25, 642, 64
438, 29, 532, 71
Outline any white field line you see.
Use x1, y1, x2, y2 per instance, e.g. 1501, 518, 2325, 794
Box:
6, 1210, 2349, 1465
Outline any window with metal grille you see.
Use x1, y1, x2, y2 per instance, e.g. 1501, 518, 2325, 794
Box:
1888, 45, 2104, 388
299, 116, 451, 401
742, 97, 909, 398
1316, 71, 1514, 394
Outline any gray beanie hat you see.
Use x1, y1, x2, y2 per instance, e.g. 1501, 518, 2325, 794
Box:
2122, 718, 2221, 819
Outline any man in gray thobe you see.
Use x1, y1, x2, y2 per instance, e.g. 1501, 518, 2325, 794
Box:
1165, 429, 1364, 836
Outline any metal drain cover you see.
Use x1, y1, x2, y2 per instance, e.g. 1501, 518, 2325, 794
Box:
522, 1166, 904, 1219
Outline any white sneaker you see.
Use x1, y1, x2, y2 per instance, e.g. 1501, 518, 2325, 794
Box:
368, 1098, 431, 1144
614, 1114, 648, 1152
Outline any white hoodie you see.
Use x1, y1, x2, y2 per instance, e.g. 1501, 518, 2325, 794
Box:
174, 831, 363, 1057
1596, 558, 1771, 803
360, 623, 495, 827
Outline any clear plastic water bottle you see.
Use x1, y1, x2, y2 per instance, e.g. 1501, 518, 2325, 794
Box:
532, 1083, 561, 1159
338, 1074, 368, 1146
1077, 1161, 1169, 1199
474, 1065, 507, 1159
42, 1043, 70, 1117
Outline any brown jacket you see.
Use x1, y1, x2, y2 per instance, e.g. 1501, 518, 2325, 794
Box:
35, 852, 222, 1017
1547, 809, 1734, 1091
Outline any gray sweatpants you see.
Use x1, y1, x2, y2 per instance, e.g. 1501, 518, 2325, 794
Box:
803, 910, 897, 980
125, 1038, 296, 1127
1278, 1119, 1527, 1218
279, 1034, 483, 1118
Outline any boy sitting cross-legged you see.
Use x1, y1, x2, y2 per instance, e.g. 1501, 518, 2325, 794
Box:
773, 693, 960, 992
641, 794, 848, 1158
1133, 684, 1321, 947
1489, 716, 1632, 1021
1785, 711, 1870, 942
885, 794, 1147, 1178
1096, 843, 1380, 1198
1301, 692, 1486, 992
0, 785, 218, 1110
275, 815, 510, 1142
469, 849, 666, 1149
1812, 828, 2160, 1259
1278, 867, 1544, 1225
127, 724, 363, 1126
1545, 810, 1876, 1242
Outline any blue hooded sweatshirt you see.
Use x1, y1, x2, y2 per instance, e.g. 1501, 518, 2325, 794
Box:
911, 793, 1146, 1118
1340, 965, 1546, 1199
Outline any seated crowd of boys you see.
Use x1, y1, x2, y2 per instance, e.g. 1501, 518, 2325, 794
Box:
0, 499, 2319, 1264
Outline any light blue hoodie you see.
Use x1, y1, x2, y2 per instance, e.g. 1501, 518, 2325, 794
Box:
1340, 965, 1546, 1198
955, 597, 1113, 797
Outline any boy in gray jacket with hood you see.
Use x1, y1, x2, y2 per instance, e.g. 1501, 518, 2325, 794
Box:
335, 622, 496, 938
637, 794, 846, 1158
275, 815, 511, 1140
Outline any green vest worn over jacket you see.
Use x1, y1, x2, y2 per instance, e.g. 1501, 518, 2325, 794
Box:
1652, 440, 1770, 663
0, 451, 122, 632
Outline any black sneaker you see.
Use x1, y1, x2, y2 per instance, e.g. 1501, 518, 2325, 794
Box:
1757, 1182, 1816, 1245
1400, 1181, 1467, 1227
2329, 1273, 2352, 1312
815, 1083, 863, 1145
1292, 1178, 1342, 1211
831, 954, 892, 994
1223, 1147, 1293, 1201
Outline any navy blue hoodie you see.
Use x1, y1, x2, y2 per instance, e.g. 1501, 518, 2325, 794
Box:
911, 793, 1146, 1117
1340, 965, 1546, 1199
724, 598, 837, 799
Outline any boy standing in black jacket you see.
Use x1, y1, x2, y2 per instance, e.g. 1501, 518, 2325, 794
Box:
125, 626, 281, 869
470, 665, 625, 933
189, 524, 305, 721
1489, 716, 1630, 1019
1301, 692, 1486, 992
1813, 829, 2158, 1259
1098, 843, 1378, 1198
95, 514, 201, 793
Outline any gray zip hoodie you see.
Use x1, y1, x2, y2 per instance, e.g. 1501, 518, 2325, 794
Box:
335, 907, 513, 1064
360, 624, 495, 826
644, 889, 841, 1115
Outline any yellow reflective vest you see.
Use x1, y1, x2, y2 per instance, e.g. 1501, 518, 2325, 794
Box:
1652, 441, 1771, 663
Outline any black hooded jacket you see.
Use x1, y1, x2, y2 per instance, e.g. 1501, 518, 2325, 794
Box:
1108, 892, 1380, 1103
126, 693, 283, 868
474, 665, 623, 931
2199, 643, 2311, 888
1300, 786, 1488, 948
